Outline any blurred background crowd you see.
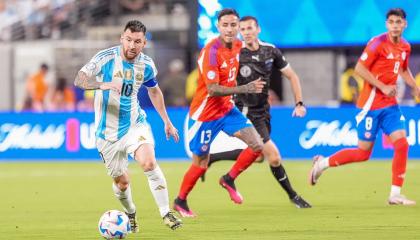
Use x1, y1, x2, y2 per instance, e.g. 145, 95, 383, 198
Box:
0, 0, 419, 113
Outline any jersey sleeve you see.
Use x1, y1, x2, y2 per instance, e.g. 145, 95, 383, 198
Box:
402, 46, 411, 71
273, 48, 289, 70
358, 37, 382, 69
197, 47, 220, 85
80, 49, 111, 77
143, 59, 158, 88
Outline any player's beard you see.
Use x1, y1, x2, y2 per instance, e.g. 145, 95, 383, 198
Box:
124, 48, 139, 61
226, 42, 232, 49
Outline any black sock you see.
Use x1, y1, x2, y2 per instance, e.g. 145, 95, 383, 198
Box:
208, 149, 243, 167
270, 165, 297, 199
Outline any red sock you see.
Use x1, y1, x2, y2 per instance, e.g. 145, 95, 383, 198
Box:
328, 148, 371, 167
228, 147, 262, 179
178, 164, 207, 200
392, 138, 409, 187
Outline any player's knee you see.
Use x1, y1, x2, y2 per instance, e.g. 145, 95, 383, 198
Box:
358, 149, 372, 161
140, 161, 156, 171
249, 139, 264, 153
393, 138, 409, 152
116, 180, 130, 191
267, 155, 281, 166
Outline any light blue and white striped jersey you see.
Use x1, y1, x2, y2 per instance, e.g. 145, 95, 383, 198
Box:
80, 45, 158, 142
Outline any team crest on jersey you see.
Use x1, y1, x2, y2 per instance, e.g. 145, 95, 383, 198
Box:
240, 65, 252, 77
201, 144, 208, 152
124, 69, 133, 79
364, 132, 371, 139
86, 62, 97, 71
402, 51, 406, 60
207, 70, 216, 80
360, 52, 368, 61
135, 72, 144, 82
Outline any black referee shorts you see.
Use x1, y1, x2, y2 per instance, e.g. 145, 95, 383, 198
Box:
239, 106, 271, 144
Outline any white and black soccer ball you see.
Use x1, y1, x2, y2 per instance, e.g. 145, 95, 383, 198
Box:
98, 210, 131, 239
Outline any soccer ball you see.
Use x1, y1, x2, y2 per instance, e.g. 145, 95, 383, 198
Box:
98, 210, 131, 239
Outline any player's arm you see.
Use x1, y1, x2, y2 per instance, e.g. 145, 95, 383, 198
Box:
207, 78, 265, 96
147, 85, 179, 142
74, 54, 121, 93
274, 47, 305, 117
400, 68, 420, 98
399, 49, 420, 98
199, 46, 265, 97
354, 62, 396, 97
74, 71, 121, 93
355, 38, 396, 97
281, 66, 306, 117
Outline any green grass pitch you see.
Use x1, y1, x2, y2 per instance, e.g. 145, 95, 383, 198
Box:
1, 160, 419, 239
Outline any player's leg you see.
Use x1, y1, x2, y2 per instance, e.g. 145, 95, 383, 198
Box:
113, 173, 139, 233
174, 119, 220, 217
174, 153, 208, 217
309, 109, 379, 185
97, 138, 139, 232
220, 108, 264, 204
264, 140, 311, 208
133, 143, 182, 229
309, 139, 374, 186
381, 106, 415, 205
127, 123, 182, 229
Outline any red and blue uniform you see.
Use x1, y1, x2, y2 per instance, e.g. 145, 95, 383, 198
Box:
356, 33, 411, 141
188, 38, 252, 155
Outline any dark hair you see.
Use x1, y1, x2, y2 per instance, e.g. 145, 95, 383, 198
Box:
240, 16, 259, 26
124, 20, 147, 33
56, 77, 67, 92
217, 8, 239, 21
386, 8, 406, 19
40, 63, 49, 70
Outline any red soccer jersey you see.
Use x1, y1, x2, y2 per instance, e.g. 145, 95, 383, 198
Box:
356, 33, 411, 110
189, 38, 242, 121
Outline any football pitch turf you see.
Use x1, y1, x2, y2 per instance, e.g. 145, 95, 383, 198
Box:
1, 160, 419, 240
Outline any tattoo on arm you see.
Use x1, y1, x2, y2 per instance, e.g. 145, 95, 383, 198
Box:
74, 71, 102, 90
207, 83, 249, 96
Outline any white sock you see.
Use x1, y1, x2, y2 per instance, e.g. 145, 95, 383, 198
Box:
112, 183, 136, 214
390, 185, 401, 197
144, 165, 170, 217
319, 157, 330, 171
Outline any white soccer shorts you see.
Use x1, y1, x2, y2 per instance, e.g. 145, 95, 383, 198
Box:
96, 123, 155, 178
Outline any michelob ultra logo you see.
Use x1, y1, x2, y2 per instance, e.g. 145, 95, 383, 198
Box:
0, 119, 96, 152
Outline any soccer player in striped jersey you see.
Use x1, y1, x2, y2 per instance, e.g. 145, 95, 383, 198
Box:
309, 8, 420, 205
74, 20, 182, 231
173, 8, 266, 217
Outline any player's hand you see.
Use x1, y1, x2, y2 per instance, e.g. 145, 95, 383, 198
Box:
164, 121, 179, 143
292, 105, 306, 117
100, 82, 122, 94
413, 86, 420, 98
246, 78, 266, 93
380, 85, 397, 97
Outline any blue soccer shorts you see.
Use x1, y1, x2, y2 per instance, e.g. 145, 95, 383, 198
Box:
355, 105, 406, 142
188, 107, 253, 156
